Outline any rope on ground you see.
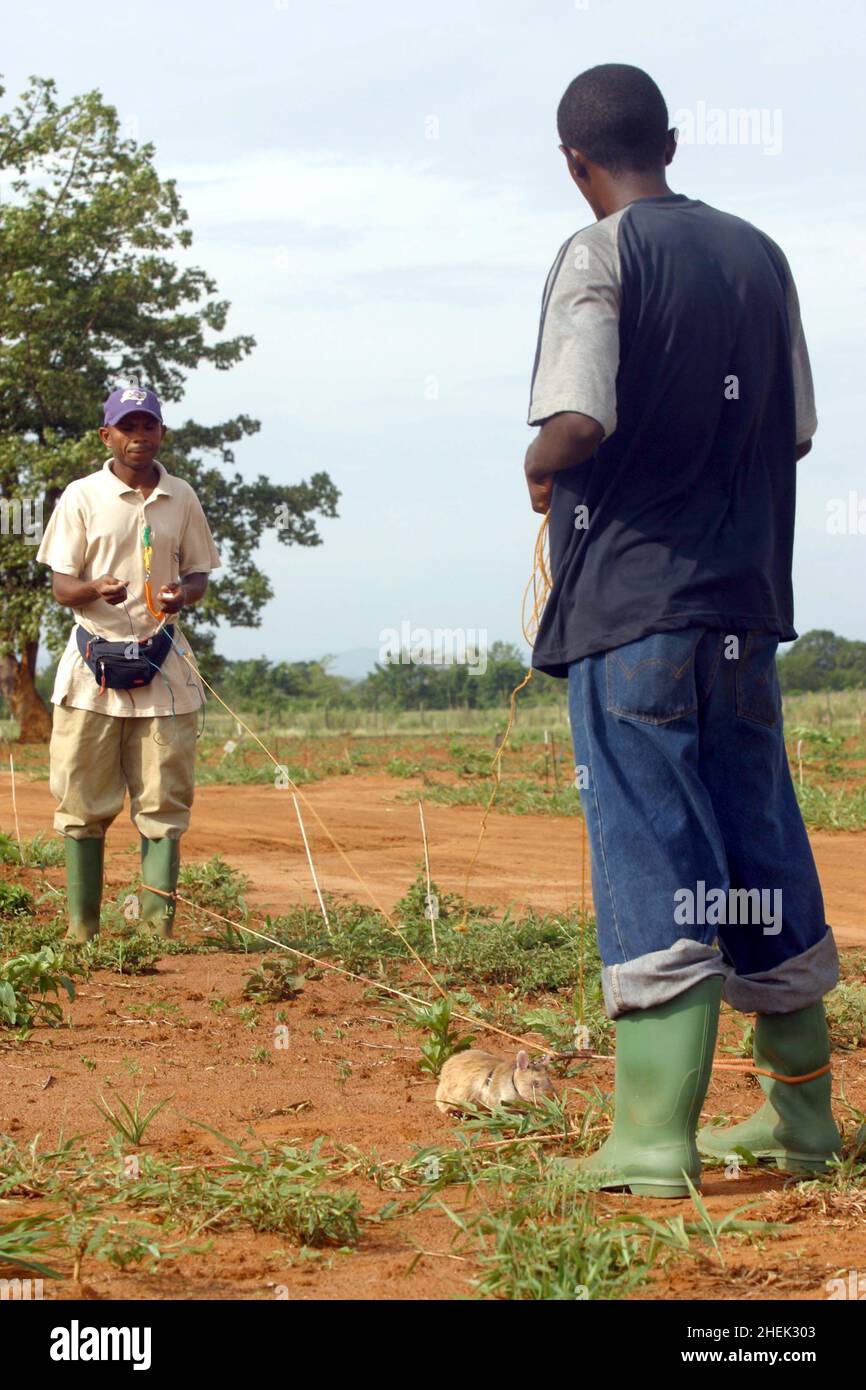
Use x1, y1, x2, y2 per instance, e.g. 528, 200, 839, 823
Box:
711, 1057, 831, 1085
139, 883, 552, 1056
107, 554, 823, 1088
138, 899, 825, 1085
117, 593, 451, 1005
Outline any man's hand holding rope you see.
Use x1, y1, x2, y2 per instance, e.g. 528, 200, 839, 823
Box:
524, 410, 604, 512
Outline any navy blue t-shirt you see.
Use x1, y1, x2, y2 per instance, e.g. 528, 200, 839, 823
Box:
527, 194, 817, 677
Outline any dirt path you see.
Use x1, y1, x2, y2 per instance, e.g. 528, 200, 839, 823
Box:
2, 770, 864, 1301
3, 773, 864, 945
2, 951, 865, 1301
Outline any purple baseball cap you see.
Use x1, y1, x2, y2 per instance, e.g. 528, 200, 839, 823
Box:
103, 386, 163, 426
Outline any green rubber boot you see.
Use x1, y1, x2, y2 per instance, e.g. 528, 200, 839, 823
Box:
554, 976, 723, 1198
698, 1004, 842, 1174
64, 836, 105, 943
139, 836, 180, 938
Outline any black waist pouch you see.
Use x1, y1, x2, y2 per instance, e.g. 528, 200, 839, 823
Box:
76, 624, 175, 693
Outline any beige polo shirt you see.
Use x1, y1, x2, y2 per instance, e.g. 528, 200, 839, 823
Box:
36, 458, 221, 718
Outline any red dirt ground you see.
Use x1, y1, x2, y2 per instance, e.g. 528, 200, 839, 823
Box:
1, 771, 865, 1301
7, 773, 856, 943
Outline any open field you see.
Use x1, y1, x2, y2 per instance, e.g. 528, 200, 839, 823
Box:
1, 718, 865, 1302
8, 683, 866, 742
7, 685, 866, 829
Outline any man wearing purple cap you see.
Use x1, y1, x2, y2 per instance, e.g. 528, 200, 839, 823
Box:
36, 386, 221, 941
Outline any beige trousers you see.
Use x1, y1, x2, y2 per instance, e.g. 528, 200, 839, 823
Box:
50, 703, 199, 840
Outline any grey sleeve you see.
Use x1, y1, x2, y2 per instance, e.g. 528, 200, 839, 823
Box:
785, 270, 817, 445
763, 234, 817, 445
527, 218, 622, 436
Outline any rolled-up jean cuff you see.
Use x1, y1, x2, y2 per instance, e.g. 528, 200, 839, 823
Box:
723, 929, 839, 1014
602, 939, 728, 1020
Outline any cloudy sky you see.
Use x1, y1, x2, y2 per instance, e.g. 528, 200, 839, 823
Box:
6, 0, 865, 672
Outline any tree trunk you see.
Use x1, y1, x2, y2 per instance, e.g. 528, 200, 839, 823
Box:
7, 641, 53, 743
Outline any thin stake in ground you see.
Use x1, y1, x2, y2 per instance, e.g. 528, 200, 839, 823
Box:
418, 797, 437, 960
9, 752, 24, 865
292, 793, 331, 936
580, 814, 587, 918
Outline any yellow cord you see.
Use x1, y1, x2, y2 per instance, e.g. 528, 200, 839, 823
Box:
458, 512, 554, 928
133, 522, 832, 1089
521, 512, 552, 647
126, 515, 560, 1039
172, 644, 449, 1000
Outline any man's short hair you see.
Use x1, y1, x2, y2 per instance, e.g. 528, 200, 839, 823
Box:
557, 64, 669, 174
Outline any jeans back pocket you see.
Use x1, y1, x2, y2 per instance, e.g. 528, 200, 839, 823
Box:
735, 630, 781, 727
605, 630, 702, 725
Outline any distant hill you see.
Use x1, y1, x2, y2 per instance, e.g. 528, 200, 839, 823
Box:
323, 648, 382, 682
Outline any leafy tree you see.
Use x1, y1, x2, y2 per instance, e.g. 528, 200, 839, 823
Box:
218, 657, 353, 712
470, 640, 539, 706
777, 630, 866, 692
0, 76, 338, 740
355, 639, 560, 711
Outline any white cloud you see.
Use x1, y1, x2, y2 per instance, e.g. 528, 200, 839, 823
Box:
174, 150, 574, 275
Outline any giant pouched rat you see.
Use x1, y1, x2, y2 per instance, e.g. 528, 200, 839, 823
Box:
435, 1047, 555, 1114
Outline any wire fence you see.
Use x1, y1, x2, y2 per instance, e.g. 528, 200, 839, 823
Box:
196, 702, 574, 741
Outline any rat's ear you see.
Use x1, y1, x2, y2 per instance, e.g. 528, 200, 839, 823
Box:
516, 1050, 529, 1070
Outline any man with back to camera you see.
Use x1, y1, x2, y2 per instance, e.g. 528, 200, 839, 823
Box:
36, 386, 220, 943
524, 63, 841, 1196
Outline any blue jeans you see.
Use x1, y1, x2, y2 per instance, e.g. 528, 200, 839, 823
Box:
567, 628, 838, 1019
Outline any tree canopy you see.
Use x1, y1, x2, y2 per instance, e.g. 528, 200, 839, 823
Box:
0, 75, 338, 738
777, 629, 866, 692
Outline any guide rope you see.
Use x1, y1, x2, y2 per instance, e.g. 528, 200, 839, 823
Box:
458, 514, 552, 929
138, 883, 552, 1055
118, 585, 449, 1002
95, 526, 826, 1085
